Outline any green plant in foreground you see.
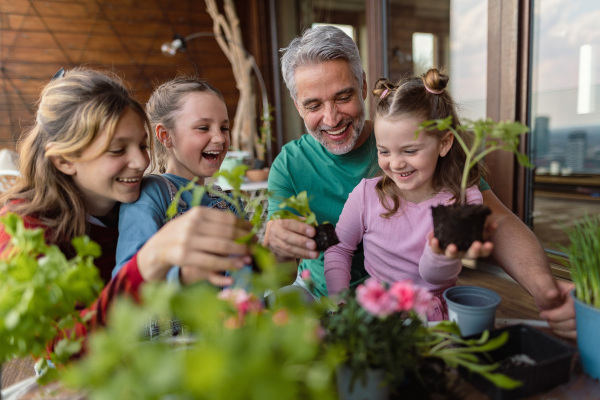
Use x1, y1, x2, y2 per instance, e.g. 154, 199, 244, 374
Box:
0, 212, 103, 372
557, 214, 600, 308
322, 280, 521, 395
269, 191, 318, 226
420, 116, 532, 204
62, 268, 338, 400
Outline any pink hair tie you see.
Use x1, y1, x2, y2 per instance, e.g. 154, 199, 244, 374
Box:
425, 86, 444, 95
380, 88, 389, 99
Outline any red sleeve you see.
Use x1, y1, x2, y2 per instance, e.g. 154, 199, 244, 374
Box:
48, 254, 145, 356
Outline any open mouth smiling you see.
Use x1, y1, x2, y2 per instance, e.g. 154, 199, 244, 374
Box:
323, 123, 350, 136
202, 150, 222, 161
117, 177, 141, 183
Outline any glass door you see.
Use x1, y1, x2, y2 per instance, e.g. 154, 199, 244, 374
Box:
529, 0, 600, 256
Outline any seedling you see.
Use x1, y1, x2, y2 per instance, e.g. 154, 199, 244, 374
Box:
419, 116, 532, 250
420, 116, 532, 205
270, 191, 340, 251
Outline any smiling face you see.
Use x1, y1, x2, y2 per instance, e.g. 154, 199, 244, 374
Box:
293, 60, 368, 155
375, 116, 453, 203
69, 107, 150, 216
160, 91, 230, 183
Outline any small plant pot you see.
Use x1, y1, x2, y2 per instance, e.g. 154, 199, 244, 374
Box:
245, 167, 270, 182
431, 204, 491, 251
336, 365, 389, 400
570, 289, 600, 380
443, 286, 500, 337
313, 223, 339, 252
460, 324, 576, 400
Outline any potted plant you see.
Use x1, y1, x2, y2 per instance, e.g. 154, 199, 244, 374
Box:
558, 214, 600, 379
270, 191, 339, 251
420, 117, 532, 250
321, 278, 520, 399
0, 213, 104, 391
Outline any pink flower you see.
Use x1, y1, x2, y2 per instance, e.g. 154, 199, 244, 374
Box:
300, 269, 311, 281
412, 287, 434, 315
218, 288, 263, 318
388, 280, 415, 311
356, 278, 397, 317
272, 309, 289, 326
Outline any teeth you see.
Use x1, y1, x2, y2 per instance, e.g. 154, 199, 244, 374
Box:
399, 172, 412, 177
326, 126, 346, 136
204, 151, 221, 155
118, 177, 139, 183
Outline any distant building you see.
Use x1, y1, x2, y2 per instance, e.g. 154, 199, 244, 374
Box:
565, 130, 587, 172
533, 116, 550, 161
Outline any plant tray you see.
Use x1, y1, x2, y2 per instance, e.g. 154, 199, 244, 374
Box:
459, 324, 576, 400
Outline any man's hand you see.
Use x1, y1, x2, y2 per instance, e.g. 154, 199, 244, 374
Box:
264, 219, 319, 260
539, 279, 577, 339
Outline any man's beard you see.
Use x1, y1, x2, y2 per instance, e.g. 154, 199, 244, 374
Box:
306, 113, 366, 155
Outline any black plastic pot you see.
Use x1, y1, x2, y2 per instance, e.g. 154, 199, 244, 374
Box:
460, 324, 576, 400
431, 204, 491, 251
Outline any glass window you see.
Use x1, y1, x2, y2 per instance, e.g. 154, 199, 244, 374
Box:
530, 0, 600, 254
387, 0, 487, 121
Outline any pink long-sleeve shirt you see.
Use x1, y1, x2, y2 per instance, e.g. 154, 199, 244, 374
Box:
324, 177, 483, 296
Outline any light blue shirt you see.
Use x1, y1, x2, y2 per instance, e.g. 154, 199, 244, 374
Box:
114, 174, 236, 280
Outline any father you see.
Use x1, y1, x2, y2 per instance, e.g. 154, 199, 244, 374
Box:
264, 25, 575, 339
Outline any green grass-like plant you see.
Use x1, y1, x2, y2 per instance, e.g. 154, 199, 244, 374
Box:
558, 214, 600, 308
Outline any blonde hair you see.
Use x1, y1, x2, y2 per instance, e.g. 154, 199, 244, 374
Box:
146, 76, 224, 174
2, 67, 153, 244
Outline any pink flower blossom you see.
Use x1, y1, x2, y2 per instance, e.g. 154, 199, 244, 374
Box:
388, 280, 415, 311
218, 288, 263, 318
272, 309, 289, 326
300, 269, 311, 281
356, 278, 397, 317
412, 287, 434, 315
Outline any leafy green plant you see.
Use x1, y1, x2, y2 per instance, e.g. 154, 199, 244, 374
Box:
62, 260, 337, 400
557, 214, 600, 308
420, 116, 532, 204
269, 191, 317, 226
321, 278, 521, 396
269, 191, 339, 251
0, 213, 104, 369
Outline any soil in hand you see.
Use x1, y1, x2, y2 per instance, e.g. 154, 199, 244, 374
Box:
313, 223, 340, 252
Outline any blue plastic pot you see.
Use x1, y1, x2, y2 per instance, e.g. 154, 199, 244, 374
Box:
443, 286, 501, 337
571, 289, 600, 380
336, 365, 389, 400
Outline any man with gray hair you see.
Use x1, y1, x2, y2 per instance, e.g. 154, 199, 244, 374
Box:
265, 25, 575, 339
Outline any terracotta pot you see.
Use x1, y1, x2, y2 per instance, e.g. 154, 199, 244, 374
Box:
245, 167, 270, 182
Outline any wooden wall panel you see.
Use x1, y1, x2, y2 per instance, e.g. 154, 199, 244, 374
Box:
0, 0, 275, 153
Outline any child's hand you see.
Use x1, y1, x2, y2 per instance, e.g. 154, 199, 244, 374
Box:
427, 231, 494, 259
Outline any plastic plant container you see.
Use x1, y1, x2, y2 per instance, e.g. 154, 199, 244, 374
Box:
460, 324, 576, 400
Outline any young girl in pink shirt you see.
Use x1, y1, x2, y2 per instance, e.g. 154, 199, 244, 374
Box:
324, 68, 490, 321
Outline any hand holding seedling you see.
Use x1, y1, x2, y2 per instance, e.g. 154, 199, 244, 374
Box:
270, 191, 339, 252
